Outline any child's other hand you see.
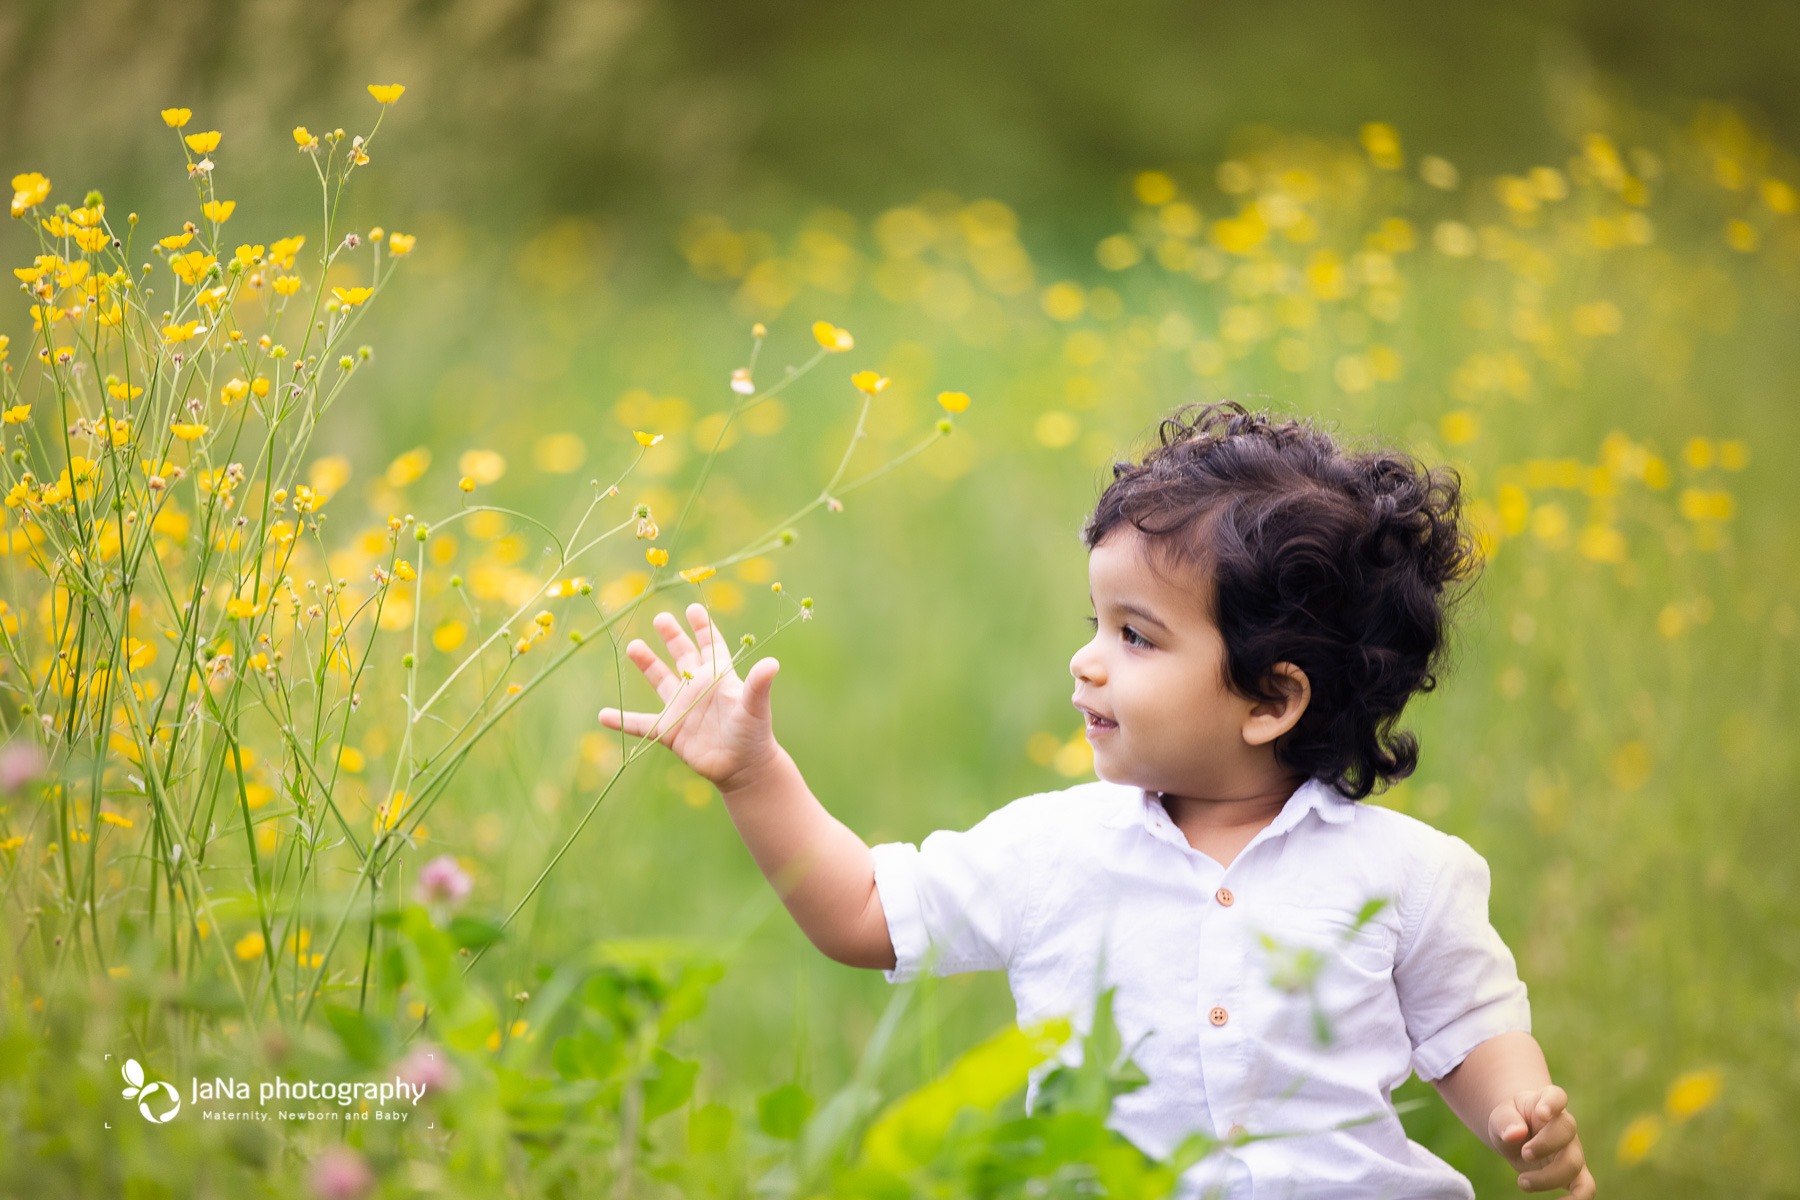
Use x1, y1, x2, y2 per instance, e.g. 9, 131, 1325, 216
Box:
1489, 1086, 1595, 1197
598, 603, 782, 794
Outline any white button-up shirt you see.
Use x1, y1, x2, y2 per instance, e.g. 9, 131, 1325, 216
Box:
869, 777, 1530, 1200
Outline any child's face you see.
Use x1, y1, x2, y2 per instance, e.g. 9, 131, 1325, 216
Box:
1070, 530, 1291, 801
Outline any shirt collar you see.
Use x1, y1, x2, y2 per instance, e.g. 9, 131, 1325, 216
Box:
1104, 776, 1356, 836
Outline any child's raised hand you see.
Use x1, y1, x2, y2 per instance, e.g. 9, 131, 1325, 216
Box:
598, 603, 782, 794
1489, 1085, 1595, 1197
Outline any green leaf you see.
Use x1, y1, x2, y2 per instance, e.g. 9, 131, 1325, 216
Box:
447, 916, 506, 951
641, 1048, 698, 1120
758, 1082, 814, 1139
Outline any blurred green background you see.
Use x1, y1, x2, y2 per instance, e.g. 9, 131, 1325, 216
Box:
5, 1, 1799, 1194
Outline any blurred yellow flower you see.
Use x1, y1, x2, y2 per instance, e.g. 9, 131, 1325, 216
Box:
202, 200, 234, 222
680, 566, 716, 583
159, 232, 192, 249
385, 446, 431, 487
162, 320, 203, 343
387, 232, 416, 256
338, 746, 366, 772
1617, 1114, 1660, 1165
1360, 122, 1403, 170
292, 126, 318, 151
459, 449, 506, 484
99, 811, 133, 829
458, 476, 475, 493
3, 406, 31, 424
1133, 170, 1178, 206
937, 391, 970, 413
646, 548, 670, 566
1666, 1068, 1722, 1119
234, 244, 263, 266
394, 561, 417, 582
332, 286, 372, 307
220, 378, 249, 404
274, 276, 302, 296
160, 108, 192, 128
171, 423, 208, 441
184, 131, 221, 154
432, 621, 467, 653
634, 430, 663, 447
851, 370, 889, 394
812, 321, 854, 351
1440, 411, 1479, 445
234, 932, 265, 961
251, 376, 270, 398
367, 84, 406, 103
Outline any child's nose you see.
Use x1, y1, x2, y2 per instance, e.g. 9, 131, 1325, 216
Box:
1069, 639, 1104, 684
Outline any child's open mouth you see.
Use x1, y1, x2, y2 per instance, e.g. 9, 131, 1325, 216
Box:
1081, 709, 1118, 735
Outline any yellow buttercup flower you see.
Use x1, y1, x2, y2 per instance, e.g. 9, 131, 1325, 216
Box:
220, 378, 249, 403
250, 376, 269, 397
3, 405, 31, 424
161, 107, 192, 128
234, 243, 264, 266
162, 321, 203, 343
171, 423, 209, 441
202, 200, 234, 222
937, 391, 971, 413
386, 232, 416, 256
394, 561, 417, 582
159, 233, 193, 249
645, 548, 670, 566
73, 227, 108, 252
851, 371, 890, 395
332, 286, 372, 306
234, 932, 265, 961
107, 382, 142, 402
10, 173, 51, 218
268, 235, 305, 268
812, 320, 854, 351
634, 430, 663, 447
680, 566, 717, 583
169, 251, 217, 284
367, 84, 406, 104
292, 126, 318, 151
184, 131, 221, 154
274, 276, 302, 296
99, 811, 133, 829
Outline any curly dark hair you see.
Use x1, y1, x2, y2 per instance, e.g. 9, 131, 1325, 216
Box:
1082, 401, 1478, 799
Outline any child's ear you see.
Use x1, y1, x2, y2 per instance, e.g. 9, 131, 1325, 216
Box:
1242, 663, 1311, 747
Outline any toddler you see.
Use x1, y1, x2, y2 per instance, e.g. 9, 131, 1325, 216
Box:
599, 403, 1594, 1199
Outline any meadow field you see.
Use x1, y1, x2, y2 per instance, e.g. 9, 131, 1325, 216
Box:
0, 7, 1796, 1196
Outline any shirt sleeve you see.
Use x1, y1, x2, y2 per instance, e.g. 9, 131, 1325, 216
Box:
868, 795, 1043, 984
1392, 833, 1532, 1081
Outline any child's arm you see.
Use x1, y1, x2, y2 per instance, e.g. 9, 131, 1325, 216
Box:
1434, 1031, 1595, 1197
598, 603, 897, 970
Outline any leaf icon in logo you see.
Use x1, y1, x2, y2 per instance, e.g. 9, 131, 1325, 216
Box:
122, 1058, 145, 1099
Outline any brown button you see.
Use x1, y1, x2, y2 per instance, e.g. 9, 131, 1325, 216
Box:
1215, 887, 1234, 907
1209, 1006, 1229, 1026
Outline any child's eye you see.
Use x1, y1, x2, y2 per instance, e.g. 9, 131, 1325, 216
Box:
1121, 626, 1150, 648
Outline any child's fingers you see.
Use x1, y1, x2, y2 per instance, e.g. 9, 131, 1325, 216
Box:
1565, 1165, 1597, 1200
1530, 1085, 1568, 1127
652, 610, 703, 674
741, 658, 780, 722
686, 603, 736, 676
1518, 1138, 1585, 1193
1520, 1109, 1577, 1162
624, 638, 678, 698
597, 706, 667, 740
1489, 1101, 1529, 1149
